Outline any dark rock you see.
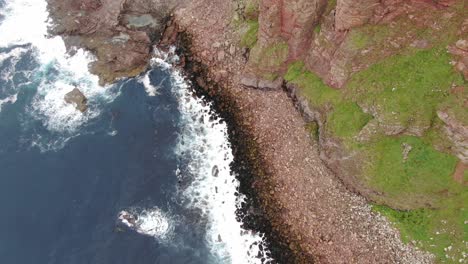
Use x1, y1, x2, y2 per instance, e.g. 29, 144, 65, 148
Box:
64, 88, 88, 112
212, 165, 219, 177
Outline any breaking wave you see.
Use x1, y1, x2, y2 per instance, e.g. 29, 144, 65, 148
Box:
153, 49, 273, 264
118, 207, 174, 242
139, 70, 162, 97
0, 0, 119, 151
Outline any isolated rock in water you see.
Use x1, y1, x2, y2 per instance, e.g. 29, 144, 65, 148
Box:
64, 88, 88, 112
212, 165, 219, 177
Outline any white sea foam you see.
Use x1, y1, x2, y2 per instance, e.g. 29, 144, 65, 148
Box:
118, 207, 174, 241
0, 0, 119, 150
0, 46, 26, 65
139, 71, 160, 97
153, 49, 272, 264
0, 93, 17, 111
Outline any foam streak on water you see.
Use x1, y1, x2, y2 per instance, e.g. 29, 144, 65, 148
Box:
153, 49, 273, 264
0, 0, 119, 151
138, 71, 161, 97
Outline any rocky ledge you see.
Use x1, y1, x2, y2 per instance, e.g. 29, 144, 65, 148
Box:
47, 0, 181, 85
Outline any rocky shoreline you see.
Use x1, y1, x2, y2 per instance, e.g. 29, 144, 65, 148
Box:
167, 1, 434, 263
164, 28, 300, 263
45, 0, 443, 263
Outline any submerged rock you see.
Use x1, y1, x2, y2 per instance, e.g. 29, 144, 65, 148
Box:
64, 88, 88, 112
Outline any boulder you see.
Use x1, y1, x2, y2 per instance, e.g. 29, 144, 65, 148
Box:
240, 74, 284, 90
64, 88, 88, 112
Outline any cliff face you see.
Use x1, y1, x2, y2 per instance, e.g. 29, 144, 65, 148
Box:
239, 0, 466, 261
248, 0, 465, 87
244, 0, 467, 177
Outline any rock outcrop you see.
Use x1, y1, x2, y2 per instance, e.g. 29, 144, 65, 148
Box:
246, 0, 327, 80
449, 38, 468, 80
46, 0, 181, 84
437, 110, 468, 163
64, 88, 88, 112
335, 0, 379, 31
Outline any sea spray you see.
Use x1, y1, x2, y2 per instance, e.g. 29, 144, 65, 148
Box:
152, 48, 273, 264
0, 0, 120, 151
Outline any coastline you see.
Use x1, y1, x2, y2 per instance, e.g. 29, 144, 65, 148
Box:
164, 28, 302, 263
41, 0, 441, 262
168, 1, 433, 263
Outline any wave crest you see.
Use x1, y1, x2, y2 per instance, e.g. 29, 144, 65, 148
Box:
118, 207, 174, 241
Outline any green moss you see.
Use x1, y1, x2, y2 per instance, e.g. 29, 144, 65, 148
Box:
362, 136, 458, 204
347, 48, 463, 130
281, 7, 468, 261
374, 205, 432, 243
284, 61, 305, 81
422, 122, 454, 155
249, 40, 289, 70
346, 30, 370, 50
327, 102, 372, 139
306, 121, 320, 141
314, 25, 321, 34
240, 20, 259, 48
284, 56, 466, 261
373, 197, 468, 262
244, 0, 259, 20
439, 86, 468, 126
285, 62, 340, 108
366, 136, 466, 261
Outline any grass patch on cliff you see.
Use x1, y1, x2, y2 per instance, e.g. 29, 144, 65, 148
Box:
326, 102, 372, 139
365, 136, 466, 262
361, 136, 458, 205
347, 48, 464, 132
373, 194, 468, 263
240, 20, 259, 48
244, 0, 259, 20
285, 61, 340, 108
439, 86, 468, 127
249, 41, 289, 71
346, 30, 371, 50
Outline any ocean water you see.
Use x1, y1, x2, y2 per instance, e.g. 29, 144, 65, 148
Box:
0, 0, 272, 263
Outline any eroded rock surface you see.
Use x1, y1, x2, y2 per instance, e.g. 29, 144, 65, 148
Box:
64, 88, 88, 112
438, 110, 468, 163
335, 0, 379, 31
46, 0, 182, 84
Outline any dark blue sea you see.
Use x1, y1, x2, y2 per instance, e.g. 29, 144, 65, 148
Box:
0, 1, 272, 263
